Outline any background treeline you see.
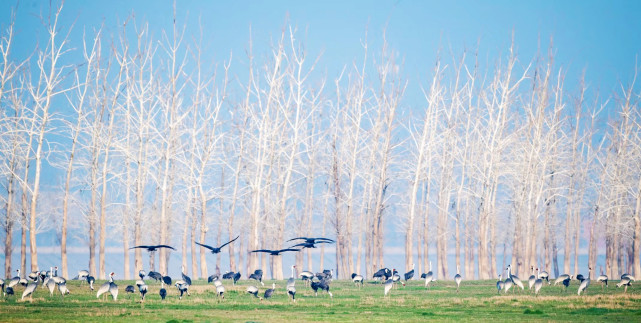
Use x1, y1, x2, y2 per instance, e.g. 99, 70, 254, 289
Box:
1, 4, 640, 281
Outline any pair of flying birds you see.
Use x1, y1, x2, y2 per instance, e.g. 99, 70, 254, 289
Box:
252, 237, 335, 255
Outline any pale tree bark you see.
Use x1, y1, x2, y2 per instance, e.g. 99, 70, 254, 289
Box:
406, 61, 441, 272
27, 3, 72, 271
61, 32, 100, 277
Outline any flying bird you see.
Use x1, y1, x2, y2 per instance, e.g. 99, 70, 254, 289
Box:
130, 245, 176, 252
251, 248, 300, 256
287, 237, 335, 244
195, 235, 239, 254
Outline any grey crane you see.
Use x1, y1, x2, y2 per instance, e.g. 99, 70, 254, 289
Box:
561, 275, 573, 292
8, 269, 21, 288
503, 269, 513, 294
507, 265, 524, 292
216, 284, 225, 299
87, 275, 96, 291
300, 270, 314, 286
534, 268, 543, 296
287, 285, 296, 302
352, 273, 364, 287
148, 271, 163, 282
423, 261, 434, 289
138, 270, 146, 281
553, 274, 571, 286
175, 281, 189, 300
616, 276, 632, 293
577, 267, 591, 296
497, 274, 504, 294
247, 285, 262, 300
373, 268, 391, 282
125, 285, 136, 297
57, 282, 70, 299
528, 266, 536, 292
137, 280, 148, 301
310, 279, 333, 298
96, 272, 118, 300
74, 269, 90, 281
287, 265, 297, 290
404, 263, 415, 281
46, 271, 57, 296
233, 272, 241, 285
264, 283, 276, 299
621, 273, 635, 282
159, 280, 167, 300
454, 265, 462, 293
391, 269, 405, 287
21, 280, 38, 301
180, 266, 192, 286
596, 271, 608, 290
384, 278, 394, 297
538, 269, 550, 284
249, 269, 264, 286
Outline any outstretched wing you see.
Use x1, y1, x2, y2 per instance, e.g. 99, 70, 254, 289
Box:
289, 243, 308, 248
278, 248, 301, 253
314, 240, 334, 244
195, 242, 215, 251
251, 249, 273, 253
130, 245, 151, 250
156, 245, 176, 250
313, 238, 335, 243
218, 235, 239, 249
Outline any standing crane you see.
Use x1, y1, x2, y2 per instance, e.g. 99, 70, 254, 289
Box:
247, 285, 262, 300
352, 273, 364, 287
287, 265, 296, 290
96, 272, 118, 301
287, 285, 296, 302
496, 274, 504, 294
423, 262, 434, 289
528, 266, 536, 292
577, 267, 591, 295
384, 278, 394, 297
454, 265, 462, 293
264, 283, 276, 299
21, 280, 38, 301
533, 268, 543, 296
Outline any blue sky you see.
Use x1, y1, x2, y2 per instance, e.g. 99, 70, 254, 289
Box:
3, 0, 640, 99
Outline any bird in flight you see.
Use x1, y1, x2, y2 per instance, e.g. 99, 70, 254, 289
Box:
130, 245, 176, 252
287, 237, 335, 244
251, 248, 300, 256
195, 235, 239, 254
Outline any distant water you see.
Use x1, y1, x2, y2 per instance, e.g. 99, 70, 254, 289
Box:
0, 248, 609, 280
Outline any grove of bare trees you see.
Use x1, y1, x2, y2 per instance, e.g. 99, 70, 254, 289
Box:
1, 3, 640, 281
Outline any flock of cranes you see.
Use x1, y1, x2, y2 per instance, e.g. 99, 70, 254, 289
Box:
495, 264, 636, 296
1, 235, 636, 303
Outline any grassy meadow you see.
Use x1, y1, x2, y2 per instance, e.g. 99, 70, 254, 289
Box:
0, 277, 640, 322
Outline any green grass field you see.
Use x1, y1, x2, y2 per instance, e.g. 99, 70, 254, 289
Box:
0, 278, 639, 322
